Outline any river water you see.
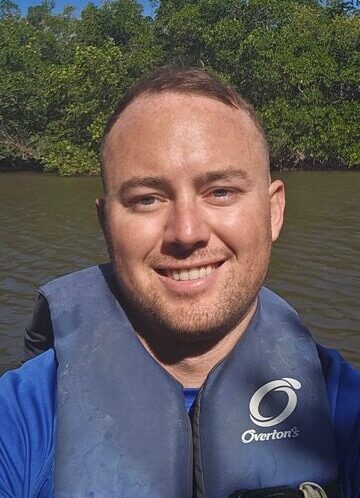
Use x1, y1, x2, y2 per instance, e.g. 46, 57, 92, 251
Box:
0, 171, 359, 373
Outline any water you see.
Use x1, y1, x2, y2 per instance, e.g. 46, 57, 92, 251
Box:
0, 171, 359, 372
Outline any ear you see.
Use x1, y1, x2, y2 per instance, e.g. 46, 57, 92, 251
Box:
95, 197, 106, 234
268, 180, 285, 242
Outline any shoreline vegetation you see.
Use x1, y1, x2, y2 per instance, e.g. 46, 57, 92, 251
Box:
1, 158, 359, 175
0, 0, 358, 176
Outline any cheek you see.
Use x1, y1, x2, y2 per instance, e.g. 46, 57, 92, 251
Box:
211, 203, 271, 254
106, 210, 163, 270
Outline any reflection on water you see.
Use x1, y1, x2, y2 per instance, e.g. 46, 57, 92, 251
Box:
0, 171, 359, 372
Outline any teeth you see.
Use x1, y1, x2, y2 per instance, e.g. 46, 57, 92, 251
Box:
167, 265, 216, 281
189, 268, 200, 280
179, 269, 189, 281
205, 265, 212, 276
199, 267, 206, 278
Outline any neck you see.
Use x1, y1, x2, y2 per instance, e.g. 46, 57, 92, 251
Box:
139, 299, 257, 388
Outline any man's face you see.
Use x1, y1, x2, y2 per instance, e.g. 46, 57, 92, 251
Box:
98, 92, 284, 343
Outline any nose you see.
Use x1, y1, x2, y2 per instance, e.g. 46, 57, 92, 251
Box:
162, 198, 211, 252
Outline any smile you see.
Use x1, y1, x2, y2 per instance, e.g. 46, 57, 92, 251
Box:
156, 263, 223, 281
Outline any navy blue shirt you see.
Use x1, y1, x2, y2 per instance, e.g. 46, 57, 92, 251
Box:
0, 345, 359, 497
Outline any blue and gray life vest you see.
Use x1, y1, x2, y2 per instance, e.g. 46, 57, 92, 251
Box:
40, 264, 341, 498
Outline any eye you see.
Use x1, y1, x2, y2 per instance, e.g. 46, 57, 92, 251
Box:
129, 194, 165, 212
212, 189, 229, 198
205, 187, 238, 206
138, 196, 156, 205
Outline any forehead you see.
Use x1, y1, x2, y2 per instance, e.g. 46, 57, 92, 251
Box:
103, 92, 268, 188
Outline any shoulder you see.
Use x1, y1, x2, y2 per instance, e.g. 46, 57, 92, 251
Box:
0, 350, 56, 497
317, 344, 360, 498
24, 293, 53, 361
317, 344, 360, 419
39, 263, 112, 296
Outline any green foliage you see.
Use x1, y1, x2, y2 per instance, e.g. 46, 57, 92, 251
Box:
78, 0, 150, 48
240, 1, 360, 167
0, 0, 162, 174
0, 0, 20, 19
42, 139, 99, 175
0, 17, 53, 162
0, 0, 358, 174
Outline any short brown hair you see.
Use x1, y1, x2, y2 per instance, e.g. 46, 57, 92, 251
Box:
100, 65, 268, 176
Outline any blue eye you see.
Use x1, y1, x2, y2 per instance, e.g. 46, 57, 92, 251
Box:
213, 189, 228, 197
139, 196, 155, 205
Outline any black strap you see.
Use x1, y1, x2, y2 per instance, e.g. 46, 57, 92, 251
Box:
229, 480, 342, 498
229, 486, 303, 498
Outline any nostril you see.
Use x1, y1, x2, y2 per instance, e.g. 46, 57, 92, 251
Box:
162, 241, 209, 259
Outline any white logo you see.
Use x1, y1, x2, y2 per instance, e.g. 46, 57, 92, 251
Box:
241, 426, 300, 444
249, 377, 301, 428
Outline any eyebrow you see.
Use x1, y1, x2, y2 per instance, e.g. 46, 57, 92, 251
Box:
119, 176, 171, 196
193, 168, 249, 188
118, 168, 249, 197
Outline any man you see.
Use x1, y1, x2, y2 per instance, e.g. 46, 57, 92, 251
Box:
0, 67, 359, 498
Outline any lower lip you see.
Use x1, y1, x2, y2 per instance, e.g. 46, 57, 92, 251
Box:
155, 264, 224, 294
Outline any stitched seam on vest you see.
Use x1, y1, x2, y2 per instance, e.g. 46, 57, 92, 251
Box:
192, 387, 206, 498
186, 411, 194, 498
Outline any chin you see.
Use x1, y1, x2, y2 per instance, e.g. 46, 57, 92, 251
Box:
121, 281, 258, 346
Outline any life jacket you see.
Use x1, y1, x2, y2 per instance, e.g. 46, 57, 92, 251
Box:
40, 263, 341, 498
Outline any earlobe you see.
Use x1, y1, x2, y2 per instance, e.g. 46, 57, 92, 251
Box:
269, 180, 285, 242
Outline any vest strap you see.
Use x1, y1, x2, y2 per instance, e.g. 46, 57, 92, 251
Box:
229, 481, 341, 498
229, 487, 304, 498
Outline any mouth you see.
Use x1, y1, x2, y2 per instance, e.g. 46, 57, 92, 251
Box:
155, 262, 224, 282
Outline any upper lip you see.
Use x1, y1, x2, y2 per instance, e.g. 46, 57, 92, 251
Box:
153, 260, 225, 271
